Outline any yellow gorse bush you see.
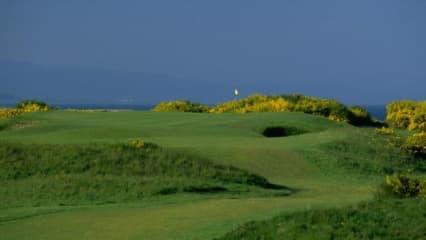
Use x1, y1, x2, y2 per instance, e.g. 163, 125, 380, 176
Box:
404, 131, 426, 158
372, 127, 403, 149
129, 139, 145, 149
153, 100, 210, 113
374, 127, 426, 159
386, 100, 426, 131
154, 94, 374, 125
211, 95, 291, 113
0, 100, 52, 120
20, 103, 49, 112
0, 108, 23, 119
375, 127, 396, 135
16, 100, 50, 113
384, 173, 426, 199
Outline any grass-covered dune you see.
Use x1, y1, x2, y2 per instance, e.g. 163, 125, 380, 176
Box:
0, 110, 423, 239
0, 141, 288, 208
153, 94, 378, 126
217, 198, 426, 240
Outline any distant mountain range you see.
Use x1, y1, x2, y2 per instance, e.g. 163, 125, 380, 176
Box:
0, 60, 224, 105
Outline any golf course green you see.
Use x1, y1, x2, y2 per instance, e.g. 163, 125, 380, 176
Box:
0, 110, 423, 239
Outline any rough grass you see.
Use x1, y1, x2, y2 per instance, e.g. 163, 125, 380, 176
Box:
299, 128, 426, 176
0, 141, 289, 208
217, 198, 426, 240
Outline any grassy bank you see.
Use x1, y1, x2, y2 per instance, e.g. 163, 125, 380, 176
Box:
0, 141, 288, 208
218, 198, 426, 240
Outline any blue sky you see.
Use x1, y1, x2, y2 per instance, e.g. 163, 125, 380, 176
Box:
1, 0, 425, 104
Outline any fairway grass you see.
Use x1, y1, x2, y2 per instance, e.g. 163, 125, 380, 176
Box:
0, 111, 398, 239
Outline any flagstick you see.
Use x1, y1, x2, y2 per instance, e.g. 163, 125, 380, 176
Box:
234, 89, 239, 112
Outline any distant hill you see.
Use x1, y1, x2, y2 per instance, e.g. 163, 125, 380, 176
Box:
0, 61, 221, 105
0, 92, 17, 103
3, 61, 418, 106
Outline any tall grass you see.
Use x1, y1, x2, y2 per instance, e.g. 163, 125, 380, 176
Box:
217, 198, 426, 240
0, 142, 289, 208
300, 128, 426, 176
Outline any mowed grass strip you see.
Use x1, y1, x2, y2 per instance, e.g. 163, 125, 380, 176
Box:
0, 191, 372, 240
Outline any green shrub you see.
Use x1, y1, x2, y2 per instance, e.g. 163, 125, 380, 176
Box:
153, 94, 376, 125
284, 94, 350, 122
210, 95, 290, 113
0, 108, 23, 119
348, 106, 372, 126
153, 100, 210, 112
374, 127, 396, 135
0, 99, 52, 120
412, 109, 426, 131
380, 173, 426, 199
129, 139, 145, 149
209, 93, 374, 125
386, 100, 426, 131
404, 132, 426, 159
16, 99, 51, 112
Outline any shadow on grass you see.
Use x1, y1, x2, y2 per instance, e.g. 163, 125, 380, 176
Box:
184, 186, 228, 194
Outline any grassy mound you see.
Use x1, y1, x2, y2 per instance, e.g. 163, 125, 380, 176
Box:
300, 128, 426, 175
0, 142, 289, 208
217, 198, 426, 240
152, 93, 376, 126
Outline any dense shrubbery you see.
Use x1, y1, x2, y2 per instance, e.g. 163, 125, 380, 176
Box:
153, 94, 374, 126
129, 139, 145, 149
348, 106, 373, 126
210, 95, 290, 113
0, 108, 23, 119
380, 173, 426, 199
372, 127, 426, 161
374, 127, 403, 147
404, 132, 426, 158
384, 101, 426, 160
283, 94, 351, 122
0, 99, 51, 120
210, 94, 351, 122
153, 100, 210, 112
374, 126, 425, 158
386, 100, 426, 131
16, 99, 51, 112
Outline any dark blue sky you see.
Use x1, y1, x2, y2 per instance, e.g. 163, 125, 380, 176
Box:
1, 0, 425, 104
